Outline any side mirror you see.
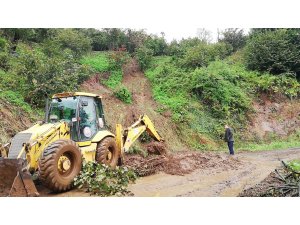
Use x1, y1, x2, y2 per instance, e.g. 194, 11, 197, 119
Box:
98, 118, 104, 128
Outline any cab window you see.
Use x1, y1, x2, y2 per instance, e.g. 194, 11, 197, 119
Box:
78, 97, 98, 141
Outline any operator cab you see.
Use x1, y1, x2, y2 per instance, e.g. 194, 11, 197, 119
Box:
48, 92, 106, 142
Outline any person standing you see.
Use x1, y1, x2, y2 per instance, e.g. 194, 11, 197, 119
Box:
224, 125, 234, 155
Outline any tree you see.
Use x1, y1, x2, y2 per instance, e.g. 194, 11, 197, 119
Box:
218, 28, 246, 52
196, 28, 212, 43
144, 34, 168, 56
125, 29, 148, 53
244, 29, 300, 78
52, 29, 92, 58
135, 46, 154, 71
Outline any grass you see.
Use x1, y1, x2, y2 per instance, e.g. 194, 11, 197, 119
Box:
103, 70, 123, 89
80, 52, 110, 72
0, 90, 32, 113
80, 51, 133, 104
237, 139, 300, 151
81, 51, 124, 89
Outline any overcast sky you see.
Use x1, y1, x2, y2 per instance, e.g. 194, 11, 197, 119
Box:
145, 28, 250, 43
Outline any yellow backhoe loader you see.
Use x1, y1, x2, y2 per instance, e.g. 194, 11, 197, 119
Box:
0, 92, 163, 197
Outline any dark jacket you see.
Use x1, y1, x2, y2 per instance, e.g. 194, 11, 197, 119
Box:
224, 128, 234, 142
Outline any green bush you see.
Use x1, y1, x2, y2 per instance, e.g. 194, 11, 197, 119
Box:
113, 86, 132, 104
253, 73, 300, 98
144, 35, 168, 56
135, 46, 154, 71
10, 42, 92, 106
108, 50, 130, 70
0, 37, 10, 70
244, 29, 300, 78
192, 65, 252, 121
219, 28, 247, 52
287, 160, 300, 172
180, 42, 232, 69
52, 29, 92, 58
74, 161, 137, 196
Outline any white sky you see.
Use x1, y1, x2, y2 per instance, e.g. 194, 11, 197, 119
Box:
145, 28, 250, 43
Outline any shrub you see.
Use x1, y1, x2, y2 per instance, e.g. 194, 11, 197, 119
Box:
0, 37, 10, 70
73, 161, 137, 196
219, 28, 247, 52
192, 63, 252, 121
144, 35, 168, 56
135, 46, 154, 71
254, 72, 300, 99
11, 42, 92, 106
180, 42, 232, 69
108, 50, 130, 70
113, 86, 132, 104
244, 29, 300, 78
52, 29, 92, 58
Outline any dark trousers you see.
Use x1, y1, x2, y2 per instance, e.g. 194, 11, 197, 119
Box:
227, 141, 234, 155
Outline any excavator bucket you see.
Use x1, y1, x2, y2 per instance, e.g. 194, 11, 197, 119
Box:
0, 158, 39, 197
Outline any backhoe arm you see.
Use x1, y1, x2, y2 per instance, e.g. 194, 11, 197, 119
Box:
116, 114, 163, 156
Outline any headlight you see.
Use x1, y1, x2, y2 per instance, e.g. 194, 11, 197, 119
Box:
83, 127, 92, 138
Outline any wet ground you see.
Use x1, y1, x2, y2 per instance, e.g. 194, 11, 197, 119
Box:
127, 148, 300, 197
40, 148, 299, 197
4, 148, 299, 197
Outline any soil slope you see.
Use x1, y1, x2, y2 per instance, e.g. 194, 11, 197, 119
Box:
80, 59, 187, 151
0, 99, 33, 143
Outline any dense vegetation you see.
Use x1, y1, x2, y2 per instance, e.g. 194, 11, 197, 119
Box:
0, 28, 299, 151
0, 29, 93, 107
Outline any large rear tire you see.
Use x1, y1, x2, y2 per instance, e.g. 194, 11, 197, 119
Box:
96, 137, 119, 169
39, 139, 82, 192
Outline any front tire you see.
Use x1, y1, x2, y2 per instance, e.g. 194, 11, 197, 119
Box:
96, 137, 119, 169
39, 139, 82, 192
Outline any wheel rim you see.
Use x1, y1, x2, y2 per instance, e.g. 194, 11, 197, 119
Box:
106, 146, 114, 163
57, 154, 72, 175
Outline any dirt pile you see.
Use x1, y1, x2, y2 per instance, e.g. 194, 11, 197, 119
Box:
146, 141, 168, 155
124, 151, 242, 177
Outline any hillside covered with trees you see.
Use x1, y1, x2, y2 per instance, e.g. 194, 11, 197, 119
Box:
0, 28, 299, 150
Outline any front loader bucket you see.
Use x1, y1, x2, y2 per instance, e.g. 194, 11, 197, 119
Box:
0, 158, 39, 197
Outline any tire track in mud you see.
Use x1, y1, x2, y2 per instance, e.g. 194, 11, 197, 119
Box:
128, 148, 300, 197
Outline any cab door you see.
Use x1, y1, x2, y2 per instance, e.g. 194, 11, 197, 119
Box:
78, 96, 98, 141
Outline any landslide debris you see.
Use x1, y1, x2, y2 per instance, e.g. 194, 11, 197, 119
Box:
239, 161, 300, 197
125, 151, 242, 177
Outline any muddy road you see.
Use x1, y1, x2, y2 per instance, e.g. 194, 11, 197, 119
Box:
33, 148, 300, 197
128, 148, 300, 197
